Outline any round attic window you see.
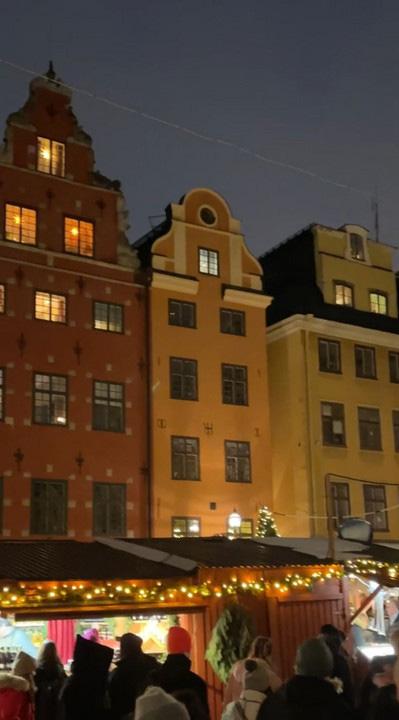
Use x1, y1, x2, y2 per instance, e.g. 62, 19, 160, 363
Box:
199, 206, 217, 226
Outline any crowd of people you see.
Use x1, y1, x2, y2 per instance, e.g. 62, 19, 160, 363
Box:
0, 622, 399, 719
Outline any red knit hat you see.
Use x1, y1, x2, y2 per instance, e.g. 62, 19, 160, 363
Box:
167, 626, 192, 654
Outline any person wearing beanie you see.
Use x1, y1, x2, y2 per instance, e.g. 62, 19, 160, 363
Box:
108, 632, 160, 720
222, 659, 273, 720
223, 636, 281, 708
0, 651, 36, 720
135, 686, 190, 720
258, 638, 355, 720
148, 626, 210, 718
59, 634, 113, 720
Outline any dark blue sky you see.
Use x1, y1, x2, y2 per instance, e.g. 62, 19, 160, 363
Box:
1, 1, 399, 255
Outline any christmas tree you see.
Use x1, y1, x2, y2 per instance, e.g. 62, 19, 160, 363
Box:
255, 505, 279, 537
205, 604, 253, 682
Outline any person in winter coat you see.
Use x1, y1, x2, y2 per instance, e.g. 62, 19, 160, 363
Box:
172, 689, 209, 720
108, 632, 159, 719
149, 627, 209, 718
223, 658, 274, 720
258, 637, 354, 720
135, 686, 189, 720
34, 640, 66, 720
59, 634, 113, 720
224, 636, 281, 708
0, 672, 33, 720
319, 625, 354, 705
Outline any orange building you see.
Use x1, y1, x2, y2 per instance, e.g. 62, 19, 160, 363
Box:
0, 66, 148, 539
135, 189, 272, 537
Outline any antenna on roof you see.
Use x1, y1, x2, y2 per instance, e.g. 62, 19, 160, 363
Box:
372, 189, 380, 243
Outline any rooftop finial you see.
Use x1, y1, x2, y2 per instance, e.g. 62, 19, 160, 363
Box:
46, 61, 56, 81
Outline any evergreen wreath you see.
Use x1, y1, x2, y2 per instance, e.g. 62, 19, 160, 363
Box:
205, 603, 253, 683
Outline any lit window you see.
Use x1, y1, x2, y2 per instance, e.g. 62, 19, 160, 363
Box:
225, 441, 251, 482
0, 368, 4, 421
33, 373, 67, 426
199, 247, 219, 276
93, 381, 124, 432
5, 204, 36, 245
239, 519, 254, 537
370, 292, 387, 315
0, 285, 5, 314
335, 282, 353, 306
37, 137, 65, 176
171, 436, 200, 480
350, 233, 365, 261
363, 484, 387, 530
35, 291, 66, 323
94, 301, 123, 333
93, 483, 126, 536
31, 479, 67, 535
64, 217, 94, 257
172, 517, 200, 538
321, 402, 346, 446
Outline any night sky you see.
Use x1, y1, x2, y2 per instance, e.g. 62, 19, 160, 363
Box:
1, 1, 399, 256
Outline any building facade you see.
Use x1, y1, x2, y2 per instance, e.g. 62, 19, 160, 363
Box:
261, 223, 399, 539
0, 67, 148, 539
135, 188, 272, 538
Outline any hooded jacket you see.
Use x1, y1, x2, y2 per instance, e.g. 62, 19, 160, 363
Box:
0, 673, 33, 720
108, 648, 160, 719
257, 675, 354, 720
149, 654, 209, 718
59, 635, 113, 720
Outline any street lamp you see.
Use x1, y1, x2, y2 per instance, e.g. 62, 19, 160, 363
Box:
227, 509, 242, 538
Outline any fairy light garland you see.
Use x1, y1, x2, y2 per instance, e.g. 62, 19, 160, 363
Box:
0, 567, 344, 610
345, 558, 399, 580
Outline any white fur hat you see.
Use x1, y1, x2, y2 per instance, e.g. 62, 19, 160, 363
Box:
135, 687, 190, 720
12, 651, 36, 677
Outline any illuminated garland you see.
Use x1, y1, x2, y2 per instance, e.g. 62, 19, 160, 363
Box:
0, 567, 343, 610
346, 558, 399, 580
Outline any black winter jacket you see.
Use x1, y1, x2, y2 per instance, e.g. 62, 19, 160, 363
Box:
108, 652, 160, 719
149, 654, 209, 718
258, 675, 354, 720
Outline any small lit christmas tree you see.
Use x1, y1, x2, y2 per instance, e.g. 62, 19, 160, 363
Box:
256, 505, 279, 537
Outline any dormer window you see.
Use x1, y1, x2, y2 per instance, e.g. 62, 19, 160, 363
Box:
349, 233, 365, 261
37, 137, 65, 177
370, 291, 388, 315
334, 282, 353, 307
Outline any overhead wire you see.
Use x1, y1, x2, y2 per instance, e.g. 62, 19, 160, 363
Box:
0, 57, 373, 200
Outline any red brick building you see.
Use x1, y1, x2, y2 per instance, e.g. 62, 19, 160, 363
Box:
0, 65, 148, 539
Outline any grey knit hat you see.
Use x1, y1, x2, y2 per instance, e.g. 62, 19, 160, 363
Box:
295, 638, 333, 678
135, 687, 190, 720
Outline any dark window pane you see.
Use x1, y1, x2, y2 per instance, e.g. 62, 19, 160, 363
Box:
225, 441, 251, 482
358, 407, 382, 450
170, 358, 198, 400
389, 352, 399, 383
221, 309, 245, 336
93, 381, 124, 432
93, 483, 126, 536
222, 365, 248, 405
363, 484, 388, 530
318, 339, 341, 373
31, 480, 66, 535
171, 437, 199, 480
321, 402, 345, 446
355, 346, 376, 379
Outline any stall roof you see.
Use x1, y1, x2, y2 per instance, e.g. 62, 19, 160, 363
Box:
1, 537, 399, 582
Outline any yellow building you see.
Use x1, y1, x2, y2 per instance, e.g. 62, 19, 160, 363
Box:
135, 188, 272, 537
261, 223, 399, 540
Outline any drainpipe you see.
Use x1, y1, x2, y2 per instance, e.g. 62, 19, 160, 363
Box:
144, 270, 153, 538
303, 323, 317, 537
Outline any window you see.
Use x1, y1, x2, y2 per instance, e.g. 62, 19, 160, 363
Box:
389, 352, 399, 383
34, 291, 66, 323
64, 217, 94, 257
5, 204, 37, 245
94, 301, 123, 333
199, 247, 219, 276
37, 137, 65, 176
222, 364, 248, 405
393, 411, 399, 452
370, 292, 388, 315
0, 285, 4, 313
363, 484, 388, 531
220, 309, 245, 336
331, 482, 350, 527
199, 207, 217, 225
0, 368, 4, 421
172, 517, 200, 538
318, 339, 341, 373
30, 479, 67, 535
225, 441, 251, 483
334, 282, 353, 307
168, 300, 196, 329
93, 381, 124, 432
93, 483, 126, 536
355, 345, 376, 379
170, 358, 198, 400
321, 402, 346, 446
350, 233, 365, 261
33, 373, 67, 426
239, 519, 254, 537
171, 436, 200, 480
358, 407, 382, 450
